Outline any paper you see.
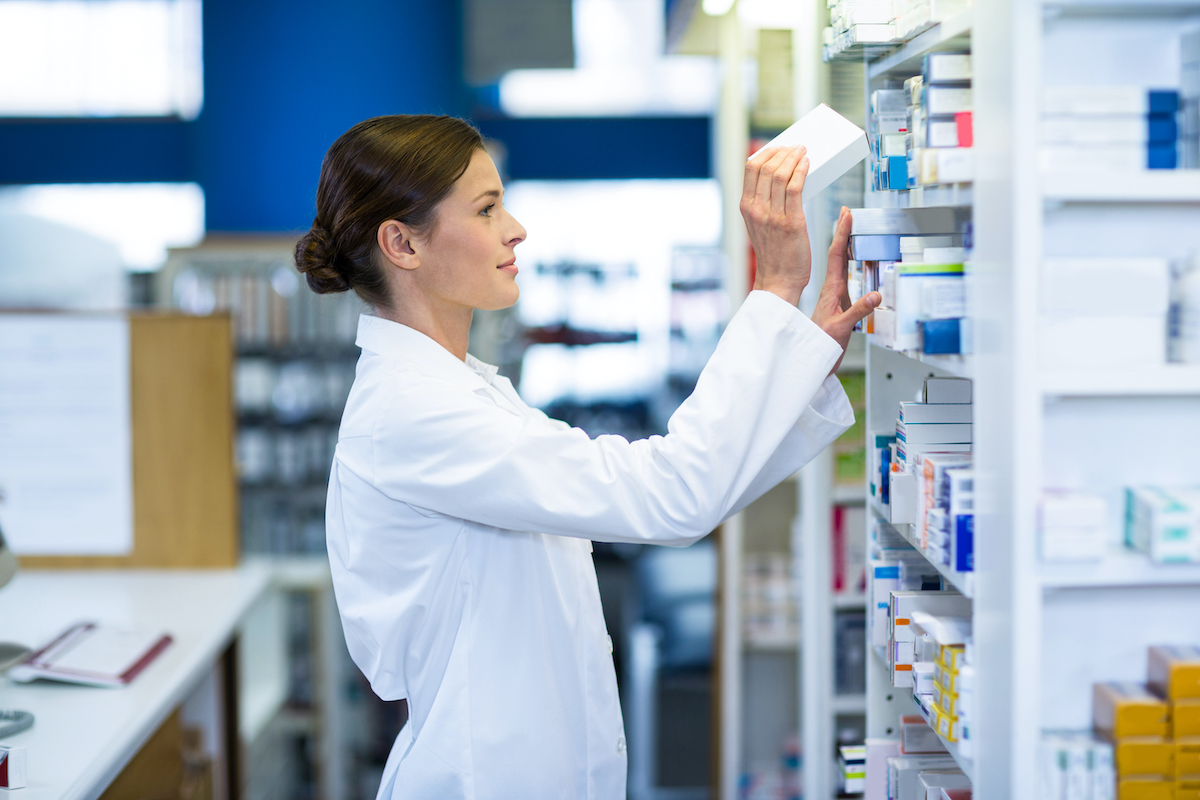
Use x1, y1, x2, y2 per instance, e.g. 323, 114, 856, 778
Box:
0, 315, 133, 555
749, 103, 869, 204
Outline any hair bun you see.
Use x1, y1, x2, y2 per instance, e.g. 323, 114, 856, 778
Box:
294, 224, 352, 294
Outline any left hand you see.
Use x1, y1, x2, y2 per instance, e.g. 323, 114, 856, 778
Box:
811, 207, 881, 373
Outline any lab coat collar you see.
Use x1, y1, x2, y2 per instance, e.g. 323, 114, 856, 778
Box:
356, 314, 498, 391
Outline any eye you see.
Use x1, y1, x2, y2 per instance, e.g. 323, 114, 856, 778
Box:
480, 203, 495, 217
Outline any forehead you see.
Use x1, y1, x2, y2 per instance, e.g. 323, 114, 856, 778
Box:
450, 149, 501, 197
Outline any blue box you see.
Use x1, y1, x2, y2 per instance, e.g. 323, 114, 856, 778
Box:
1147, 115, 1179, 143
887, 155, 908, 191
954, 513, 973, 572
1148, 141, 1178, 169
849, 234, 902, 261
1148, 90, 1180, 115
919, 318, 962, 354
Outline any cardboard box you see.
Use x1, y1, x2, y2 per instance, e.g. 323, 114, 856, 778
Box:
750, 103, 869, 204
1177, 737, 1200, 779
1118, 776, 1174, 800
1116, 737, 1176, 777
1176, 701, 1200, 738
1150, 646, 1200, 701
925, 377, 972, 404
1095, 682, 1172, 739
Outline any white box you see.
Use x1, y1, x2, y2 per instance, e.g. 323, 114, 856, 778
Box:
935, 148, 974, 183
1039, 144, 1146, 172
1043, 115, 1157, 145
1040, 315, 1166, 368
0, 745, 27, 789
1042, 258, 1170, 317
1044, 86, 1161, 115
919, 770, 971, 800
924, 53, 972, 83
925, 377, 971, 404
1126, 486, 1200, 563
751, 104, 869, 204
1040, 490, 1108, 562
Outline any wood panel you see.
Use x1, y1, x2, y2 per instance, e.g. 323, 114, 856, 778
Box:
21, 313, 238, 568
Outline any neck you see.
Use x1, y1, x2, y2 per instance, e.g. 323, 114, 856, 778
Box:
375, 295, 473, 362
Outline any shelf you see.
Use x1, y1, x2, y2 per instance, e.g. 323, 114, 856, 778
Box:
1041, 366, 1200, 396
910, 694, 975, 781
867, 9, 973, 79
832, 694, 868, 714
744, 636, 800, 653
870, 503, 975, 598
868, 339, 974, 379
1042, 171, 1200, 203
1040, 547, 1200, 590
244, 554, 333, 590
867, 184, 974, 209
1044, 0, 1200, 16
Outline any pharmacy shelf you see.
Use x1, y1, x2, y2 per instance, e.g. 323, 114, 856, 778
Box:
1045, 0, 1200, 16
833, 694, 869, 714
911, 694, 975, 781
834, 592, 869, 609
1039, 547, 1200, 589
867, 9, 973, 78
1040, 366, 1200, 396
868, 184, 975, 209
869, 501, 975, 598
1042, 170, 1200, 203
868, 339, 974, 379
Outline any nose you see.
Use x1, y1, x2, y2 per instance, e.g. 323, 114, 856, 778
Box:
505, 210, 527, 247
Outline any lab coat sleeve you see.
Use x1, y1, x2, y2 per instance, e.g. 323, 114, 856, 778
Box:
721, 374, 855, 521
369, 290, 845, 545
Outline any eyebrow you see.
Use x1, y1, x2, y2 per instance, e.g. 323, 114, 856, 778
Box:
473, 189, 501, 202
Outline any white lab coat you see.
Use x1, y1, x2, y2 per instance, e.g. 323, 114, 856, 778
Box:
326, 290, 854, 800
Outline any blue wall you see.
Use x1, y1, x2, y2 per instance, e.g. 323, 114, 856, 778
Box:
0, 1, 711, 232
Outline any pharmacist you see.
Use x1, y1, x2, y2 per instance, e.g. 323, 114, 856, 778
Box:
294, 115, 880, 800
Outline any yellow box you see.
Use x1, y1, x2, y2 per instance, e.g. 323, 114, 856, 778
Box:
1176, 701, 1200, 738
1117, 738, 1175, 777
1096, 683, 1172, 739
936, 663, 960, 693
1150, 646, 1200, 701
1177, 737, 1200, 779
938, 645, 965, 671
1119, 777, 1174, 800
935, 680, 960, 717
1176, 779, 1200, 800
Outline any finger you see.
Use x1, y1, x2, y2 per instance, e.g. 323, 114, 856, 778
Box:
784, 153, 809, 217
742, 148, 774, 208
756, 147, 794, 207
826, 207, 853, 309
839, 291, 882, 328
770, 147, 805, 215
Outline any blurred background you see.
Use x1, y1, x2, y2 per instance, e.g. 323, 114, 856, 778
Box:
0, 1, 869, 798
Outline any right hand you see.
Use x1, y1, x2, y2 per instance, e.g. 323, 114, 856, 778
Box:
741, 145, 811, 307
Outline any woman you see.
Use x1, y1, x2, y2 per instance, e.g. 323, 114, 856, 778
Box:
295, 114, 880, 800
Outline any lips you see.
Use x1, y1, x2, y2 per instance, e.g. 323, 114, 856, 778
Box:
497, 258, 518, 275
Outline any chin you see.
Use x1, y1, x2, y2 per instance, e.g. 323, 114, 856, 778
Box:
479, 285, 520, 311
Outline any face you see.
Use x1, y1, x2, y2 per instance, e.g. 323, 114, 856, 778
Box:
410, 149, 527, 312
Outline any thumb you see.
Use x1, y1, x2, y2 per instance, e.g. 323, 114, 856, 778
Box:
841, 291, 881, 326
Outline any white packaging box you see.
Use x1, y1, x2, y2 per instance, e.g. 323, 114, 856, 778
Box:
1039, 144, 1148, 172
0, 745, 27, 789
750, 103, 869, 204
919, 770, 971, 799
925, 86, 972, 115
1039, 315, 1166, 368
1043, 115, 1160, 145
875, 305, 898, 349
927, 118, 961, 147
898, 422, 972, 445
836, 2, 895, 27
900, 235, 955, 261
925, 376, 971, 403
924, 247, 966, 264
899, 402, 973, 424
866, 738, 902, 800
850, 206, 960, 236
882, 272, 965, 349
1126, 486, 1200, 563
890, 471, 918, 524
1042, 258, 1170, 317
1040, 490, 1108, 562
1044, 85, 1165, 115
935, 148, 974, 183
925, 53, 972, 83
887, 756, 960, 800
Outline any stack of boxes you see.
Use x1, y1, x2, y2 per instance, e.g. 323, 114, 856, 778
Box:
1041, 87, 1183, 171
892, 0, 970, 40
905, 54, 975, 188
888, 589, 970, 689
1184, 31, 1200, 169
1040, 490, 1109, 563
1088, 645, 1200, 800
821, 0, 972, 62
883, 715, 971, 799
907, 611, 974, 750
1039, 732, 1116, 800
1040, 258, 1171, 369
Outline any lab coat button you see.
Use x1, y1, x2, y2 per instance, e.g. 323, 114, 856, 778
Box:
617, 737, 626, 755
606, 635, 613, 653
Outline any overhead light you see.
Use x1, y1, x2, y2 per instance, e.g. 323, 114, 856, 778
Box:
702, 0, 736, 16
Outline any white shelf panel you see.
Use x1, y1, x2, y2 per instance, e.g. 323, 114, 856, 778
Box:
867, 10, 973, 78
1041, 366, 1200, 396
868, 339, 974, 379
870, 501, 975, 598
867, 184, 974, 209
1040, 547, 1200, 589
833, 694, 868, 714
1042, 171, 1200, 203
910, 694, 975, 781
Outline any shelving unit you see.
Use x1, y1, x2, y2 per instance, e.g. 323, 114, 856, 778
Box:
844, 2, 1200, 799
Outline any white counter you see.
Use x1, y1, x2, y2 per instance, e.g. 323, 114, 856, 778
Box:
0, 566, 270, 800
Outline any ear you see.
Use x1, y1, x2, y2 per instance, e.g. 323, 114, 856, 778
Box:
378, 220, 420, 271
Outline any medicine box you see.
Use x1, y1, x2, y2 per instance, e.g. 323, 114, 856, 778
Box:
850, 207, 959, 236
1176, 701, 1200, 738
1116, 775, 1173, 800
1040, 490, 1109, 562
1149, 646, 1200, 701
897, 422, 972, 445
919, 770, 971, 799
0, 745, 26, 790
1177, 737, 1200, 779
1044, 86, 1180, 115
1126, 488, 1200, 564
900, 402, 973, 425
925, 377, 972, 404
1093, 682, 1171, 739
751, 103, 869, 204
901, 714, 948, 754
1115, 737, 1175, 777
888, 755, 959, 800
923, 52, 972, 83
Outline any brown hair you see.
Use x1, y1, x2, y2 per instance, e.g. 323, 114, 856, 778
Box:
294, 115, 485, 307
